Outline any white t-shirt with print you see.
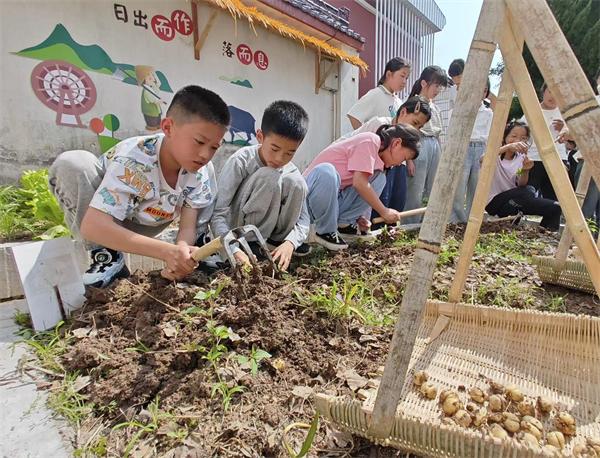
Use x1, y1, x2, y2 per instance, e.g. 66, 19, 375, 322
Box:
90, 134, 217, 227
347, 85, 402, 123
519, 107, 567, 161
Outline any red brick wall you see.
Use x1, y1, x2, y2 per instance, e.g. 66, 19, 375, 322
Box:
337, 1, 376, 97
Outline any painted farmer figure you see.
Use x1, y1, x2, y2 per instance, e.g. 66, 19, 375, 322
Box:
136, 65, 165, 131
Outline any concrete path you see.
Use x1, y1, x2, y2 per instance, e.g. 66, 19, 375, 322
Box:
0, 299, 72, 458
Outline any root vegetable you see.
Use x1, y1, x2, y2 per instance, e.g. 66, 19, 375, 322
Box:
413, 370, 428, 387
517, 401, 535, 417
521, 416, 544, 439
572, 443, 589, 457
420, 382, 437, 400
537, 396, 554, 415
466, 402, 478, 413
503, 412, 520, 433
489, 381, 505, 394
469, 387, 486, 404
519, 432, 541, 451
555, 411, 576, 436
473, 407, 488, 427
454, 409, 472, 427
489, 423, 509, 441
488, 394, 505, 412
506, 385, 524, 402
488, 412, 504, 423
442, 395, 462, 416
546, 431, 565, 450
439, 389, 458, 403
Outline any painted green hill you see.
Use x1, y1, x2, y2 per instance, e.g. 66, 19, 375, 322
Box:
16, 24, 172, 92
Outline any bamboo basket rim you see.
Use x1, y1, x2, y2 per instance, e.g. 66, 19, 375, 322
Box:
315, 300, 600, 457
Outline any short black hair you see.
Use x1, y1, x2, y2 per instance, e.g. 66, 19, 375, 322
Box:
448, 59, 465, 78
261, 100, 309, 141
166, 85, 230, 126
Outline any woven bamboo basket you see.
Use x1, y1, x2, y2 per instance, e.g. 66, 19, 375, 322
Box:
532, 256, 596, 295
315, 300, 600, 457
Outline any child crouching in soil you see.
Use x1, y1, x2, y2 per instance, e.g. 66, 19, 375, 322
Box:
303, 124, 421, 251
49, 85, 229, 287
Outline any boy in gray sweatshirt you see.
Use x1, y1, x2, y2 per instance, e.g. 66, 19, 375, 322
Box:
211, 101, 310, 271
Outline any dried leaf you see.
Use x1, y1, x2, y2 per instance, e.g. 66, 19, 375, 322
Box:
72, 327, 91, 338
292, 385, 313, 400
162, 323, 177, 338
337, 368, 368, 391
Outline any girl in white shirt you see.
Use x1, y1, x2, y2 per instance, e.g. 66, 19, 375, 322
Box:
347, 57, 411, 129
486, 121, 561, 231
518, 83, 566, 200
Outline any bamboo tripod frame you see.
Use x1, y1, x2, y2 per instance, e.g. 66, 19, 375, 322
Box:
315, 0, 600, 450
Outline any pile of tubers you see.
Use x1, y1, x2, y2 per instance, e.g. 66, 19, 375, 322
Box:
411, 371, 596, 455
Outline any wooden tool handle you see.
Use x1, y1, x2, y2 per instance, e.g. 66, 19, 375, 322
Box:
191, 237, 223, 261
372, 207, 427, 225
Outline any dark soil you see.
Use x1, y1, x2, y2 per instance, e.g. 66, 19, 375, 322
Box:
52, 222, 598, 456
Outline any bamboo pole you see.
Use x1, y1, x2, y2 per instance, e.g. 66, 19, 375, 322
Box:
554, 163, 593, 264
500, 19, 600, 295
366, 0, 504, 438
448, 66, 517, 302
505, 0, 600, 189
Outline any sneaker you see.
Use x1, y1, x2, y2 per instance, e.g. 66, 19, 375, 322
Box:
266, 239, 313, 257
83, 248, 130, 288
337, 224, 376, 242
314, 232, 348, 251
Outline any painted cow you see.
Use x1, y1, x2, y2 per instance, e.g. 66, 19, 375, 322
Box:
227, 105, 256, 144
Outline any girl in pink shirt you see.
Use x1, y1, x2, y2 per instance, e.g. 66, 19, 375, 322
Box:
486, 121, 561, 231
304, 124, 421, 250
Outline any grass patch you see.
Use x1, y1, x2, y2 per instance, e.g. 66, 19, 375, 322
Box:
16, 321, 70, 374
48, 372, 94, 425
475, 231, 544, 261
474, 276, 538, 309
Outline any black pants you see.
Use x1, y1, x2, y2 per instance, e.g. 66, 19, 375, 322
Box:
486, 186, 561, 230
528, 161, 556, 200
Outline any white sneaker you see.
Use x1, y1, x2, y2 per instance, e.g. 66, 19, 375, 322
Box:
83, 248, 129, 288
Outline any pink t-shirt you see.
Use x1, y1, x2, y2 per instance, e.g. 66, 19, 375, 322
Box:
488, 153, 525, 203
304, 132, 384, 189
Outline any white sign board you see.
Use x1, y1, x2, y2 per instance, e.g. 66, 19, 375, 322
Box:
11, 238, 86, 331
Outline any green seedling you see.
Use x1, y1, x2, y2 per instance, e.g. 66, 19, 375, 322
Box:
237, 346, 272, 376
113, 398, 174, 458
13, 310, 32, 329
125, 339, 151, 354
74, 436, 108, 457
438, 238, 460, 266
211, 381, 245, 412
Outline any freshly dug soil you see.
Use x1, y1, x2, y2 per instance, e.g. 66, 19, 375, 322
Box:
55, 222, 596, 456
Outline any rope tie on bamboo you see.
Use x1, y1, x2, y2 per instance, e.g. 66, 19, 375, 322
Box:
562, 99, 600, 122
470, 40, 497, 53
416, 239, 441, 254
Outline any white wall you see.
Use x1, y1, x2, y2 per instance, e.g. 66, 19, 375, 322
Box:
0, 0, 360, 183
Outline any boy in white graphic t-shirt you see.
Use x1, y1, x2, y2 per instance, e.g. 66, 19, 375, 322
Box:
49, 85, 229, 287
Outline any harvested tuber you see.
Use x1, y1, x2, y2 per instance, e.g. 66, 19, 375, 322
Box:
546, 431, 565, 450
503, 412, 520, 433
537, 396, 554, 415
442, 395, 462, 416
506, 385, 524, 402
413, 370, 428, 387
454, 409, 472, 427
519, 432, 541, 451
521, 416, 543, 440
473, 407, 488, 427
517, 401, 535, 417
488, 394, 505, 412
555, 411, 576, 436
420, 382, 437, 400
489, 423, 509, 441
469, 387, 486, 404
489, 381, 505, 394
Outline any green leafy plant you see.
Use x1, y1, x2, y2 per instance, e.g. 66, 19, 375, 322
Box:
211, 382, 245, 412
237, 346, 272, 376
0, 169, 70, 240
47, 372, 94, 426
17, 321, 69, 374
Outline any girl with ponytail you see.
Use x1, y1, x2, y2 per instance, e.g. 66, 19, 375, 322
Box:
303, 124, 421, 251
404, 65, 449, 223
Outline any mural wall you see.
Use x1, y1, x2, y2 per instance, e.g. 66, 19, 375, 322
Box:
0, 0, 359, 183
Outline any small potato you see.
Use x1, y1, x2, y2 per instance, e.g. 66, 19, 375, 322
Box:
517, 401, 535, 417
555, 411, 576, 436
473, 407, 488, 427
537, 396, 554, 415
519, 432, 540, 451
413, 370, 428, 387
506, 385, 524, 402
489, 381, 505, 394
420, 381, 437, 400
453, 409, 472, 427
489, 423, 509, 441
546, 431, 565, 450
488, 394, 505, 412
503, 412, 520, 433
442, 395, 462, 416
469, 387, 486, 404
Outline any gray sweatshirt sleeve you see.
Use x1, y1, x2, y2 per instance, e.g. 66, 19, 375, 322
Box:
284, 196, 310, 248
210, 152, 248, 239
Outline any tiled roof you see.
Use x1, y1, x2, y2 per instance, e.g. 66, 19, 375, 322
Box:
283, 0, 366, 43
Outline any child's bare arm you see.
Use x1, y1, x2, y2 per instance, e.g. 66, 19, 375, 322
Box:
81, 208, 196, 279
176, 206, 199, 245
352, 172, 400, 223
